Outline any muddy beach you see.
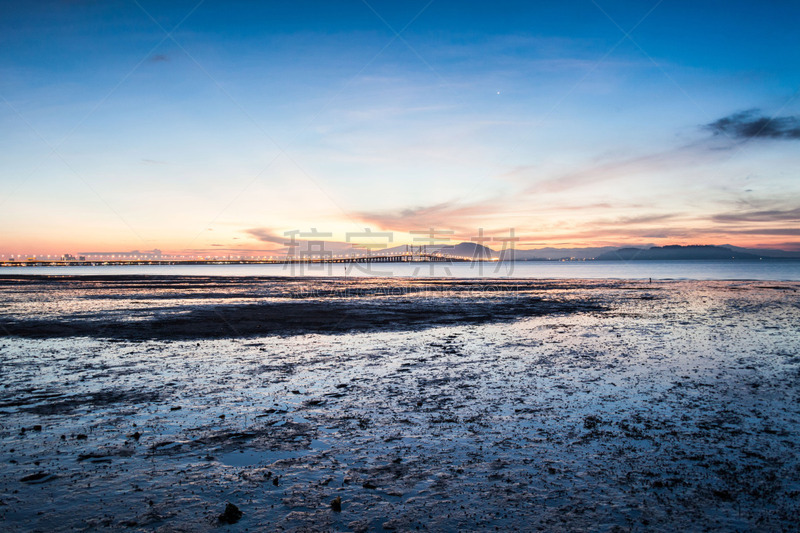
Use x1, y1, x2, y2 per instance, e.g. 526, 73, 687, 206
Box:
0, 276, 799, 531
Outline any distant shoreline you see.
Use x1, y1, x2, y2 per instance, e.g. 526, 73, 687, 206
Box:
3, 259, 800, 282
3, 258, 800, 269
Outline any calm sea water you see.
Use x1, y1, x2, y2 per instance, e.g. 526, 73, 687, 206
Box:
3, 260, 800, 280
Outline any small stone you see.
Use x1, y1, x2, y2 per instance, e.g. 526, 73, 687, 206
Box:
331, 496, 342, 512
218, 502, 243, 524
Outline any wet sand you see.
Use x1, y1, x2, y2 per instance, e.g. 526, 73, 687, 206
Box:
0, 276, 798, 531
0, 276, 603, 339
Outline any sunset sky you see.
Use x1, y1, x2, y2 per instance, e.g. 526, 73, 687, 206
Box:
1, 0, 799, 256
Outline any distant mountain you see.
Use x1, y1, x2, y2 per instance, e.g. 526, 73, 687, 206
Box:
499, 246, 625, 261
360, 242, 800, 261
595, 245, 767, 261
436, 242, 495, 259
378, 242, 496, 259
723, 245, 800, 258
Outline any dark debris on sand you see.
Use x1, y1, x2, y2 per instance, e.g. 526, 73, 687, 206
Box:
218, 502, 243, 524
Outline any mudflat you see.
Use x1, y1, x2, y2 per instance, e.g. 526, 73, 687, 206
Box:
0, 276, 798, 531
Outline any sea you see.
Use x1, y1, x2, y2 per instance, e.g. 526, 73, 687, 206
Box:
3, 260, 800, 280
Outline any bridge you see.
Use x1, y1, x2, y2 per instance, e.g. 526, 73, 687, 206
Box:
0, 252, 488, 267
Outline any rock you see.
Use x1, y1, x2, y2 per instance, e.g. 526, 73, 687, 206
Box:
76, 434, 88, 440
583, 415, 602, 430
20, 472, 56, 483
218, 502, 243, 524
331, 496, 342, 512
713, 489, 735, 502
362, 481, 377, 489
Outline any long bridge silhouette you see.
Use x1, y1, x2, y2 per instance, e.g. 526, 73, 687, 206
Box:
0, 251, 491, 267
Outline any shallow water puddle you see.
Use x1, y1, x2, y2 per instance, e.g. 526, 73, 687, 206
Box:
218, 449, 301, 467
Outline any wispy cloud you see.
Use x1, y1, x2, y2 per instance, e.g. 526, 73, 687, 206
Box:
705, 109, 800, 140
245, 227, 362, 252
724, 228, 800, 236
244, 228, 291, 245
356, 201, 493, 233
182, 247, 284, 254
712, 207, 800, 223
520, 143, 713, 195
588, 213, 680, 227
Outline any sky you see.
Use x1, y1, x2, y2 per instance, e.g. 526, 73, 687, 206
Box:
1, 0, 799, 256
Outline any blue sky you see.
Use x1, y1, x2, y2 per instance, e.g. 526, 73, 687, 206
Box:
1, 0, 799, 255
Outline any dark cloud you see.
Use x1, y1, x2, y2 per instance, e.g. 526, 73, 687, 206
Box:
358, 202, 453, 229
712, 207, 800, 223
706, 109, 800, 140
244, 228, 359, 252
244, 228, 290, 245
